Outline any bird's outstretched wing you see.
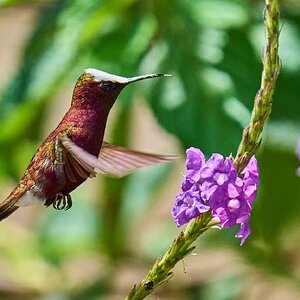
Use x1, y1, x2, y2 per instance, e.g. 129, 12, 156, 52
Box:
98, 142, 178, 177
59, 134, 177, 178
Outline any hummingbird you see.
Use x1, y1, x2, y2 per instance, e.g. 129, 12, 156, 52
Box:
0, 68, 175, 221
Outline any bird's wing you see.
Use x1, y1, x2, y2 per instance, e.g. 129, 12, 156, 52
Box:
59, 134, 177, 178
99, 142, 178, 177
52, 134, 92, 183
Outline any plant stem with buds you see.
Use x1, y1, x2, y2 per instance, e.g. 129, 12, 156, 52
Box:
125, 1, 280, 299
234, 0, 280, 172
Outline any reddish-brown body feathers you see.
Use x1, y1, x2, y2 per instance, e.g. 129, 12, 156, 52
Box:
0, 70, 175, 221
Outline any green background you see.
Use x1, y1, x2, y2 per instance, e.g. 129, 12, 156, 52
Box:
0, 0, 299, 299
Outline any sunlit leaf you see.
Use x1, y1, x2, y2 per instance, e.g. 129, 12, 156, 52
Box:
187, 0, 250, 29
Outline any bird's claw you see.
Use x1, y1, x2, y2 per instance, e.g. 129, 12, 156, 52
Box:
53, 192, 72, 210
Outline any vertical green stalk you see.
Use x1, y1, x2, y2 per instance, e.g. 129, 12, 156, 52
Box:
234, 0, 280, 172
125, 0, 280, 299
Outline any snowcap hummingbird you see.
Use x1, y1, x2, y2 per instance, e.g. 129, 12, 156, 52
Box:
0, 68, 176, 221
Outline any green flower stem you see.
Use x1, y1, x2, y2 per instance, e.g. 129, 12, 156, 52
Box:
125, 212, 219, 300
126, 1, 280, 299
234, 0, 280, 172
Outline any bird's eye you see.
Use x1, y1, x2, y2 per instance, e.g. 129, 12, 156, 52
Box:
100, 81, 118, 91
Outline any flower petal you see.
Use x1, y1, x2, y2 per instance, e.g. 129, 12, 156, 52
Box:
235, 223, 251, 245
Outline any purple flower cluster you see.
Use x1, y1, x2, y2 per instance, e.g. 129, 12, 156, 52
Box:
172, 147, 259, 245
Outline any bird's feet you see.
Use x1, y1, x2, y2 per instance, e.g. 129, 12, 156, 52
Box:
52, 192, 72, 210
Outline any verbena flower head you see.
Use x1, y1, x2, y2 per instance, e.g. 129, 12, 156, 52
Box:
200, 154, 238, 205
172, 148, 209, 226
181, 147, 205, 191
172, 147, 259, 245
172, 184, 210, 227
241, 156, 259, 202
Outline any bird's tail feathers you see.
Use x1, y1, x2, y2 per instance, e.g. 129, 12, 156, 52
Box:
0, 193, 19, 221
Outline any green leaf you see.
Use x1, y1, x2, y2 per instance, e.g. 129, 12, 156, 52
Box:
252, 146, 300, 244
218, 29, 262, 110
187, 0, 250, 29
249, 21, 300, 122
0, 0, 36, 7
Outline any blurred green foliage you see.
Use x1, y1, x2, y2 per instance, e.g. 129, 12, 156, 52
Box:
0, 0, 300, 299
